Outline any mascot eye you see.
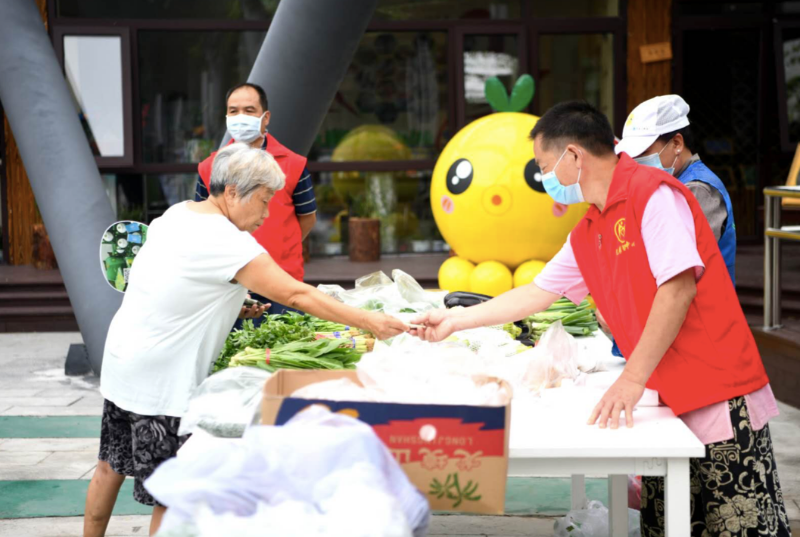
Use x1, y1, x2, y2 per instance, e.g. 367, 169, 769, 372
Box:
446, 159, 473, 195
524, 159, 546, 193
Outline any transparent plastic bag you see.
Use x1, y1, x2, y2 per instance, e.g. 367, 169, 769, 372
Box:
553, 500, 641, 537
178, 367, 271, 438
522, 321, 580, 394
317, 270, 446, 315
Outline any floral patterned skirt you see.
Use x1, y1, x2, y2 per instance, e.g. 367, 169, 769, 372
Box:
98, 399, 190, 506
641, 397, 792, 537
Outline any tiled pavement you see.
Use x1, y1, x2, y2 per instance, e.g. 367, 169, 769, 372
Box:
1, 332, 799, 537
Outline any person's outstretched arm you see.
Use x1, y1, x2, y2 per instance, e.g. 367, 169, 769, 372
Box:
412, 283, 560, 342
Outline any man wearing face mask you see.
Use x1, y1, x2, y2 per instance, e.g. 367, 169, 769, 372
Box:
616, 94, 736, 283
412, 101, 788, 536
196, 83, 317, 319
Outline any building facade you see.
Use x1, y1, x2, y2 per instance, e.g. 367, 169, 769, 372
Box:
1, 0, 797, 265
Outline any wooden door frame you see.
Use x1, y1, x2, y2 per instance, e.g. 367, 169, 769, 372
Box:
0, 104, 8, 264
672, 6, 771, 239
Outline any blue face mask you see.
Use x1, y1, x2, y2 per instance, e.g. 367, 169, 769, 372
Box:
634, 139, 678, 175
541, 148, 584, 205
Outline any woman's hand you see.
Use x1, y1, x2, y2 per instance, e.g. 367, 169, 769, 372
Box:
239, 295, 270, 319
409, 309, 459, 342
587, 372, 645, 429
364, 312, 409, 341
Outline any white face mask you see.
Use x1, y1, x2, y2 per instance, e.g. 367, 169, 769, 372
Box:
226, 112, 265, 143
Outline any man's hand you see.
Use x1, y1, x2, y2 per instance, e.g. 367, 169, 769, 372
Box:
239, 295, 270, 319
409, 309, 459, 342
364, 312, 409, 341
587, 373, 645, 429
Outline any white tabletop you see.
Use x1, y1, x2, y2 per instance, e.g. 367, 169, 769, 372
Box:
508, 333, 706, 460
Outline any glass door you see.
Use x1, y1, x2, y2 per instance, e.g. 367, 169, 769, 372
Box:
454, 25, 527, 129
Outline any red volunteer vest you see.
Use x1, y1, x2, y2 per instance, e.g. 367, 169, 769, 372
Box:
571, 154, 768, 416
199, 135, 307, 281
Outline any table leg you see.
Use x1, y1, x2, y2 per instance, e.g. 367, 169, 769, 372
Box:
765, 194, 773, 329
665, 458, 691, 536
571, 475, 586, 510
608, 474, 627, 537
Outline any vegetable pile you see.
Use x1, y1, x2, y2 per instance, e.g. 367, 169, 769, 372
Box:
213, 312, 373, 373
522, 298, 599, 341
229, 339, 362, 373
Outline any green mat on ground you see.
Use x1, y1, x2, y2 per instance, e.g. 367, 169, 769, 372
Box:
0, 476, 610, 519
0, 480, 151, 518
0, 417, 101, 439
505, 477, 608, 515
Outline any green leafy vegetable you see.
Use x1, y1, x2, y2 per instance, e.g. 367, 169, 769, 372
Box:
228, 339, 362, 372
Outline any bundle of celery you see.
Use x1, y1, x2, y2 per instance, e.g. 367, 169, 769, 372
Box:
228, 339, 362, 373
214, 313, 372, 373
523, 298, 599, 341
315, 332, 376, 353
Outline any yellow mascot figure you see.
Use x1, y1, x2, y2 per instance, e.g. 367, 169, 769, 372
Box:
433, 76, 588, 296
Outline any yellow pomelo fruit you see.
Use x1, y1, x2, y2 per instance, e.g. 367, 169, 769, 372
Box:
469, 261, 513, 297
438, 257, 475, 293
513, 260, 547, 288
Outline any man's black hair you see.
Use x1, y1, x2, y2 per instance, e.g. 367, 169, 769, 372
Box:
226, 82, 269, 112
529, 101, 616, 157
657, 125, 695, 154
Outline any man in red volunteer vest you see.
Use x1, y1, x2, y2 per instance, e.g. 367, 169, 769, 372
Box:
414, 102, 790, 536
196, 83, 317, 322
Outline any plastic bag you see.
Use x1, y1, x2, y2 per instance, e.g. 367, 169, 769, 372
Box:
628, 475, 642, 510
150, 406, 430, 537
553, 500, 641, 537
178, 367, 271, 438
522, 322, 580, 394
317, 269, 446, 315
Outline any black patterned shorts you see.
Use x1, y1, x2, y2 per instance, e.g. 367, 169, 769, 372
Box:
641, 397, 792, 537
98, 399, 190, 506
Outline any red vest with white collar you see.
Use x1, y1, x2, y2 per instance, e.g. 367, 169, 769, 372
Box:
570, 154, 767, 415
199, 135, 307, 281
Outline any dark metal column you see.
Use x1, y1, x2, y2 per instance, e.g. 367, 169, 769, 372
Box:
0, 0, 121, 373
244, 0, 378, 156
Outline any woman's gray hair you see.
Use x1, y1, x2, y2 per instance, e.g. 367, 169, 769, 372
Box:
208, 143, 286, 200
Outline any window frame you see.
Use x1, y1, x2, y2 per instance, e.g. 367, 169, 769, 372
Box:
453, 24, 528, 128
52, 26, 134, 167
46, 1, 627, 213
775, 19, 800, 153
526, 9, 627, 132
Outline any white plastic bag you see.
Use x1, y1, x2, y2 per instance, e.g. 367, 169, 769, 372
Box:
150, 406, 430, 537
553, 500, 641, 537
178, 367, 271, 438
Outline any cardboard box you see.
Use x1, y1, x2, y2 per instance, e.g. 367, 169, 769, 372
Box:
261, 369, 511, 514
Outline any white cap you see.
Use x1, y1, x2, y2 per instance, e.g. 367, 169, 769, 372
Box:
615, 95, 691, 158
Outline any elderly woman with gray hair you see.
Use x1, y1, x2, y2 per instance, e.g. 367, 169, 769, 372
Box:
83, 143, 408, 537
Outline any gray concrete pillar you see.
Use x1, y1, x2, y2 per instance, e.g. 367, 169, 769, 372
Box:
0, 0, 121, 374
241, 0, 378, 155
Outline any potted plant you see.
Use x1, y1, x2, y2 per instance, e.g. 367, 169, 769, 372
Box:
347, 193, 381, 262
